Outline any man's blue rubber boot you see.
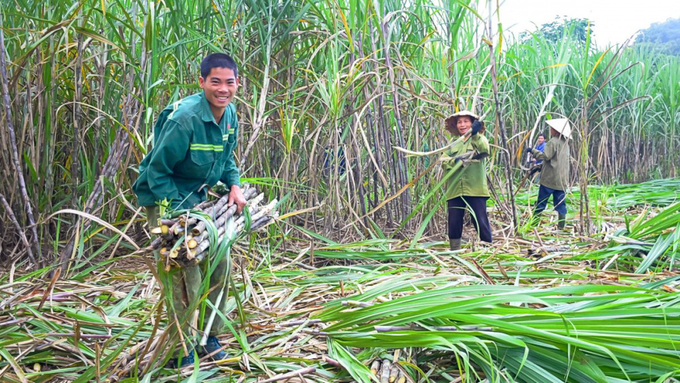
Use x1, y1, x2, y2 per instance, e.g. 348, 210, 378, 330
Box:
203, 336, 228, 360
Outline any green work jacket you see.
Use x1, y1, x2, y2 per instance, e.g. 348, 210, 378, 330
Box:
133, 92, 240, 210
531, 136, 569, 191
441, 134, 490, 200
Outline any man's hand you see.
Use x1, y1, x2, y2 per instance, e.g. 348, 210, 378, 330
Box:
525, 147, 533, 154
471, 120, 483, 135
228, 185, 247, 214
529, 165, 542, 175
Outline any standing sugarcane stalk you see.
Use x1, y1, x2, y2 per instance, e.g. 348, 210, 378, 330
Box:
0, 13, 41, 266
487, 0, 518, 233
0, 193, 37, 265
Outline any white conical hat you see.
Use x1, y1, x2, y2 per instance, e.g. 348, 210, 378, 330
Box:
546, 118, 572, 139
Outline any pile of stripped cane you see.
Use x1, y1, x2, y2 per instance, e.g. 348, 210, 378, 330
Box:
150, 185, 277, 268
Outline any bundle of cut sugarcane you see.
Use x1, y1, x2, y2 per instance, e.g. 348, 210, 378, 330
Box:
149, 185, 278, 268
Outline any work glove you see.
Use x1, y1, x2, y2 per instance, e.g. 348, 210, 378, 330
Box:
471, 120, 483, 135
212, 182, 229, 196
438, 154, 452, 163
525, 147, 533, 154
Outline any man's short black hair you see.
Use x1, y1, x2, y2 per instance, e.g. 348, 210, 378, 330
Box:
538, 133, 545, 138
201, 53, 238, 79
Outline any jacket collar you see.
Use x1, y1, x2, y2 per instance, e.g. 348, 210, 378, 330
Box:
199, 92, 218, 124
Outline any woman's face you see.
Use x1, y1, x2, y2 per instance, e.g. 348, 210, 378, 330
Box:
457, 116, 473, 135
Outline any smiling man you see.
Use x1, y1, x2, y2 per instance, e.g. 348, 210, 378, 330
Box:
133, 53, 245, 367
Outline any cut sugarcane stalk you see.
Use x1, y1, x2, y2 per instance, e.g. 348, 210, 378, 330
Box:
160, 219, 176, 226
192, 187, 258, 235
149, 185, 278, 267
394, 130, 470, 157
380, 359, 391, 383
187, 238, 198, 249
389, 365, 399, 382
150, 225, 168, 235
370, 360, 380, 375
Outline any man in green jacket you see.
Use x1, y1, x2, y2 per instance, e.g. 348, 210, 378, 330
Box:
526, 119, 571, 229
133, 53, 246, 367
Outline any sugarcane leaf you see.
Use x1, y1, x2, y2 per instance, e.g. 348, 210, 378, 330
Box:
105, 281, 141, 317
635, 234, 673, 273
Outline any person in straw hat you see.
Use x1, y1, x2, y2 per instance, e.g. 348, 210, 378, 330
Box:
525, 118, 571, 229
440, 110, 492, 251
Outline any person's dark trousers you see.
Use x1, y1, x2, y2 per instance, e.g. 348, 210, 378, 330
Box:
534, 185, 567, 215
447, 196, 493, 243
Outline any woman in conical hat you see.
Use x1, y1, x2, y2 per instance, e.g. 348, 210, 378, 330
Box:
444, 110, 486, 136
440, 110, 492, 250
525, 118, 571, 230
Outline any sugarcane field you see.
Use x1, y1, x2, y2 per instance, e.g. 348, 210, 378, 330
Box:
2, 0, 680, 382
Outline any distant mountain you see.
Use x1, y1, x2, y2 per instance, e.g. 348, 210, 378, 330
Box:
635, 17, 680, 55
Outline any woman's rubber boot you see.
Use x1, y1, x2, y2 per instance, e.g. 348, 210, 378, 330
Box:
168, 349, 195, 368
203, 336, 228, 361
557, 214, 567, 230
449, 238, 461, 251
